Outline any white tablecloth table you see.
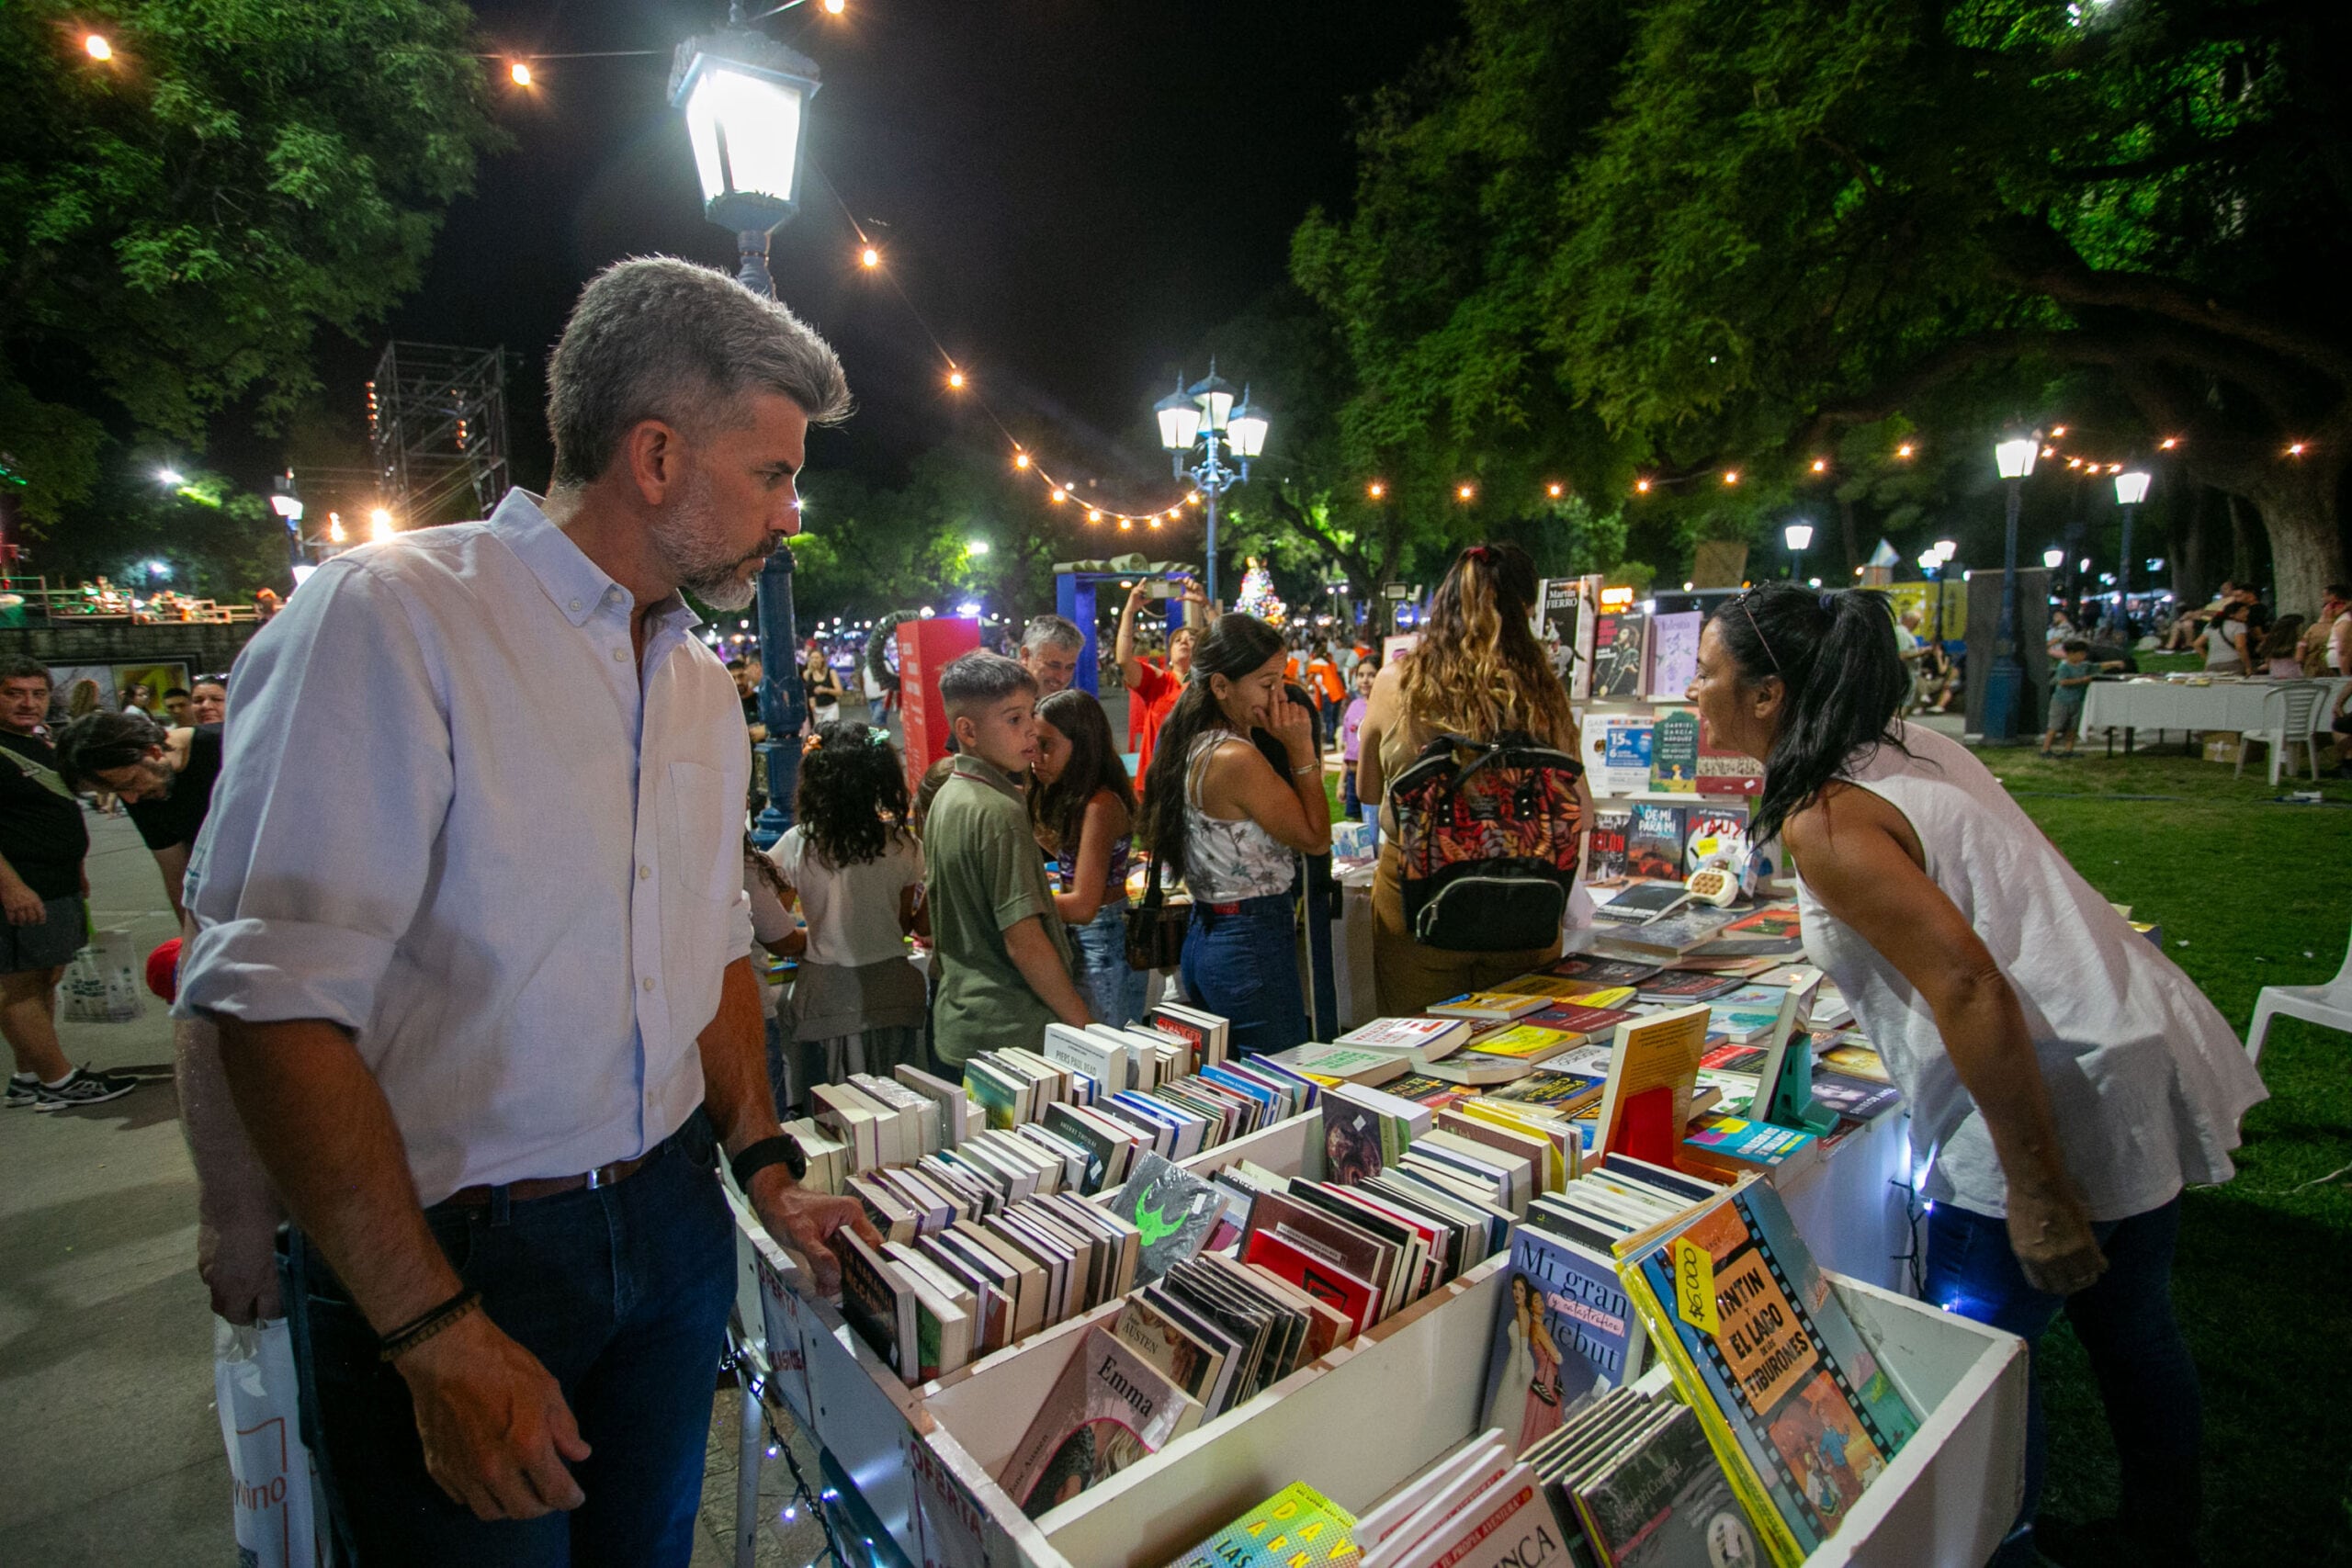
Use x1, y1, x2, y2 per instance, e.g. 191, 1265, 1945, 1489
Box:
2075, 677, 2346, 751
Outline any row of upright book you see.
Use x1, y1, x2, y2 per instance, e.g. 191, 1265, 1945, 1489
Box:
1166, 1168, 1921, 1568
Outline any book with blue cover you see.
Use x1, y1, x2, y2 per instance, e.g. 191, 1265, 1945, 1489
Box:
1477, 1224, 1646, 1459
1617, 1180, 1919, 1564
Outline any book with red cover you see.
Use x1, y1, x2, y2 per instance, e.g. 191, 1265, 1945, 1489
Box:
1696, 714, 1765, 795
1238, 1227, 1384, 1334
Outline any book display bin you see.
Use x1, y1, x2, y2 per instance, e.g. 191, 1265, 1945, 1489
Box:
723, 1102, 2018, 1568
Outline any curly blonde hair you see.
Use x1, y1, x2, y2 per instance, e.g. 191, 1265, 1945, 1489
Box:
1396, 543, 1578, 747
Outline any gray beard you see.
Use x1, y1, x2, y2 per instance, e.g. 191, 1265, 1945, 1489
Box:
650, 476, 766, 611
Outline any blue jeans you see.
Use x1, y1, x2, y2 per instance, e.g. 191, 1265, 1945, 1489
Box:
1923, 1197, 2199, 1562
1180, 891, 1308, 1056
282, 1109, 738, 1566
1073, 902, 1146, 1026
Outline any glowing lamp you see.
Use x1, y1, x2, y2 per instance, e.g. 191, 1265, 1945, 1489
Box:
1187, 366, 1237, 433
1154, 378, 1202, 452
1994, 435, 2039, 479
1783, 523, 1814, 552
2042, 547, 2065, 570
2113, 470, 2151, 506
1226, 388, 1270, 459
670, 29, 821, 233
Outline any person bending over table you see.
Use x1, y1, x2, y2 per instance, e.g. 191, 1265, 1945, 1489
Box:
1688, 582, 2266, 1568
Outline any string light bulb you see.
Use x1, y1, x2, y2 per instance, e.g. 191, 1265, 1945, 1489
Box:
1722, 469, 1740, 485
1049, 488, 1067, 503
1118, 517, 1134, 530
1012, 452, 1030, 469
1895, 443, 1916, 458
2288, 441, 2308, 456
860, 245, 879, 268
822, 0, 845, 12
1810, 457, 1828, 473
1455, 482, 1475, 502
509, 62, 534, 86
2159, 436, 2179, 450
1366, 481, 1385, 499
2050, 424, 2067, 436
84, 33, 113, 60
1085, 507, 1102, 523
1634, 478, 1652, 494
946, 370, 966, 390
1545, 482, 1564, 498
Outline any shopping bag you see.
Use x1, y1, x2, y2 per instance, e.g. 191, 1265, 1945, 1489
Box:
214, 1314, 326, 1568
61, 927, 143, 1023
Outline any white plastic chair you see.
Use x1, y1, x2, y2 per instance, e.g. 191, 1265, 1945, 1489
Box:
2236, 681, 2326, 784
2246, 926, 2352, 1068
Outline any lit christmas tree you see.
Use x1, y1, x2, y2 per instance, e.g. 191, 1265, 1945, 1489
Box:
1231, 556, 1286, 626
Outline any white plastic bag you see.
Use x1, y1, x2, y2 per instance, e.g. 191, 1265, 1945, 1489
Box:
214, 1314, 326, 1567
61, 927, 143, 1023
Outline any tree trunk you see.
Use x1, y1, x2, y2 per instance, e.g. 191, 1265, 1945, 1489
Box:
1837, 492, 1861, 580
2246, 457, 2350, 616
2171, 485, 2210, 607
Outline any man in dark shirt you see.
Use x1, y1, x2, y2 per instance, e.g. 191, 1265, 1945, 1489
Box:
0, 657, 135, 1109
55, 711, 225, 922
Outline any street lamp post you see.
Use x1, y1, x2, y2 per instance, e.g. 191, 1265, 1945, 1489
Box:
1930, 538, 1957, 646
1782, 522, 1814, 582
672, 9, 820, 843
2113, 469, 2150, 636
269, 472, 304, 577
1982, 434, 2039, 742
1156, 363, 1269, 607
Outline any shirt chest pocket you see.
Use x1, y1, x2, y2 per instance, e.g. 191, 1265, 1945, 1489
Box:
659, 761, 732, 902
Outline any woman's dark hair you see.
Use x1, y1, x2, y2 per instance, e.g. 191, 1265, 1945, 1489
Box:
2258, 614, 2304, 660
1032, 688, 1135, 854
53, 708, 166, 792
1710, 584, 1910, 846
1138, 612, 1287, 886
793, 720, 912, 868
744, 832, 794, 905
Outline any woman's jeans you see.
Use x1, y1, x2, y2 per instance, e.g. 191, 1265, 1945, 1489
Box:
1179, 890, 1308, 1056
1922, 1197, 2200, 1563
1073, 902, 1146, 1026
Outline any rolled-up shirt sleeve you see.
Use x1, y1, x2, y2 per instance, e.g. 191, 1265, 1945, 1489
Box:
175, 560, 452, 1034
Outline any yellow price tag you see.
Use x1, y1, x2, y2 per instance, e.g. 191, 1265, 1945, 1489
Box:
1673, 1236, 1721, 1335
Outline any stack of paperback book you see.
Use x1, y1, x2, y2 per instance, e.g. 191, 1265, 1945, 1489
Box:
1530, 1386, 1763, 1568
1351, 1433, 1577, 1568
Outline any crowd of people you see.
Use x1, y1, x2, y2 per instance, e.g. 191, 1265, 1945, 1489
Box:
0, 254, 2294, 1566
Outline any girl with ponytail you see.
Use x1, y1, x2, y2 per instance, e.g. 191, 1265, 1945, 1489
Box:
1140, 613, 1331, 1055
1355, 543, 1592, 1013
1690, 582, 2263, 1565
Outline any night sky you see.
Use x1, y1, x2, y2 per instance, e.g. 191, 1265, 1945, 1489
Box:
313, 0, 1460, 507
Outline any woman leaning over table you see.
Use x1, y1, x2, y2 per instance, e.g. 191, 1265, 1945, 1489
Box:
1688, 581, 2266, 1568
1354, 542, 1592, 1015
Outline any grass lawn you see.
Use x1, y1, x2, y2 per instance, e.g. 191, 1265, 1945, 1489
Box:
1980, 744, 2352, 1560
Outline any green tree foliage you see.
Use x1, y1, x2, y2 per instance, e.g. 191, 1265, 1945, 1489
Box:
0, 0, 503, 524
34, 463, 289, 600
1295, 0, 2352, 608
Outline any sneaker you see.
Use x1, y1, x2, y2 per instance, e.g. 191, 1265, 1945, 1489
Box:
33, 1066, 138, 1111
5, 1074, 40, 1108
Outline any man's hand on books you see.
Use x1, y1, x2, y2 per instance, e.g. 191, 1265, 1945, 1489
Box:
752, 1167, 882, 1296
2006, 1181, 2109, 1297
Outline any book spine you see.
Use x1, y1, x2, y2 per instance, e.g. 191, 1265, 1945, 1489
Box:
1616, 1265, 1805, 1568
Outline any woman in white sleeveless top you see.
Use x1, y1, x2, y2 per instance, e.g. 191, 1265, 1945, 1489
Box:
1688, 583, 2265, 1568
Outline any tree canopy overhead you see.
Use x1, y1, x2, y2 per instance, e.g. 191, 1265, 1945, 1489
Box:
0, 0, 503, 524
1295, 0, 2352, 608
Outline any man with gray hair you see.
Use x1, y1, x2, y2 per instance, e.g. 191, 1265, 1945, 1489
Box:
176, 256, 878, 1562
1018, 612, 1085, 696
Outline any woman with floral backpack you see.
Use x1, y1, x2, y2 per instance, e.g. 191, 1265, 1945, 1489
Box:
1354, 543, 1592, 1014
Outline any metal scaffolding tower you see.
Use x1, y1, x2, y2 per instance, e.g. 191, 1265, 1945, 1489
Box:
367, 343, 512, 525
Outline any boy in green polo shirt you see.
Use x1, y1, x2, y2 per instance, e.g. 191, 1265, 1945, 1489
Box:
924, 651, 1091, 1065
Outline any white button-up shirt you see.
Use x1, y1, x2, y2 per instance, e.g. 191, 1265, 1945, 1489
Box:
176, 491, 754, 1204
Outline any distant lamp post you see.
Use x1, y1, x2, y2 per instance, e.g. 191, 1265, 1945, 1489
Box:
1982, 434, 2039, 742
1782, 522, 1814, 581
672, 8, 821, 843
269, 472, 305, 575
2113, 468, 2151, 633
1156, 363, 1269, 605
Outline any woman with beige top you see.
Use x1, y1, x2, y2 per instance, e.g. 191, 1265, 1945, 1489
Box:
1353, 543, 1592, 1015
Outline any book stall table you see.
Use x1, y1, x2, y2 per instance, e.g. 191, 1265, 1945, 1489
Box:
2075, 674, 2346, 754
735, 1209, 2022, 1568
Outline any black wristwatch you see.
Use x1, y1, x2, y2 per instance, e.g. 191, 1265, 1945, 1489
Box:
730, 1133, 807, 1189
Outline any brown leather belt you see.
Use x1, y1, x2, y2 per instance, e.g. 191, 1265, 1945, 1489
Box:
442, 1152, 654, 1207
